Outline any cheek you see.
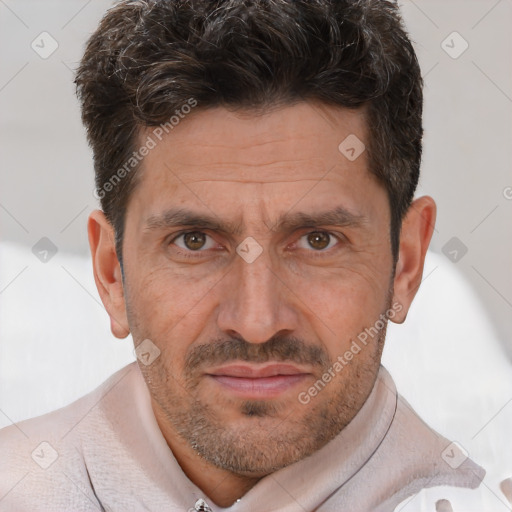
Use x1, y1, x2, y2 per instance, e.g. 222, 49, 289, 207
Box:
293, 262, 388, 314
288, 267, 390, 353
125, 263, 223, 361
129, 260, 216, 319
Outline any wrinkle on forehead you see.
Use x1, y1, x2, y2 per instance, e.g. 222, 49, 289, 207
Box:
138, 103, 368, 172
129, 103, 380, 230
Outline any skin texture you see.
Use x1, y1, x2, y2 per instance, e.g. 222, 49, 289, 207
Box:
88, 102, 436, 507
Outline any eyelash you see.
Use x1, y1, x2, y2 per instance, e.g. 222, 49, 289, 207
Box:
168, 230, 344, 259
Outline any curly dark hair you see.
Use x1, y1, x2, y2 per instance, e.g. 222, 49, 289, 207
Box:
75, 0, 423, 267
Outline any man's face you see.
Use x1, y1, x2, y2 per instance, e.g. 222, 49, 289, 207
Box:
121, 102, 395, 476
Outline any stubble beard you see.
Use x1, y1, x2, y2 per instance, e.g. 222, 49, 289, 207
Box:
139, 322, 387, 477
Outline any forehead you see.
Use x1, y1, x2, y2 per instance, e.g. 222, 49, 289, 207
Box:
139, 102, 368, 183
129, 102, 384, 222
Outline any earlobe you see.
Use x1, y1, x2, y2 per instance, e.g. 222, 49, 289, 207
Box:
390, 196, 437, 324
88, 210, 130, 338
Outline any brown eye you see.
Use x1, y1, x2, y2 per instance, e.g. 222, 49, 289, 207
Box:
306, 231, 331, 250
183, 232, 207, 250
170, 231, 217, 258
295, 230, 342, 254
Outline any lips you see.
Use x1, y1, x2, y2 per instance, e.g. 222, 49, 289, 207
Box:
206, 363, 311, 399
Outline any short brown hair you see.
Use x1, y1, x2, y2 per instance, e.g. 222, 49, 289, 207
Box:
75, 0, 423, 266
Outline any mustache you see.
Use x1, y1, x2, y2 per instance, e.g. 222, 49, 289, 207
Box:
185, 335, 331, 372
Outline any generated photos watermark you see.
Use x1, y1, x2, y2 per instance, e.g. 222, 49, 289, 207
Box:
93, 97, 198, 200
298, 301, 403, 405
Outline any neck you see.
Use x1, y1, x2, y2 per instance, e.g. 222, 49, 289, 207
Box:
152, 401, 262, 507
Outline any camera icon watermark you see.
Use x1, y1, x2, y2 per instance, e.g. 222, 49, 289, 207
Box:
32, 237, 58, 263
441, 31, 469, 60
236, 237, 263, 264
338, 134, 366, 162
442, 236, 468, 263
31, 32, 59, 59
134, 338, 161, 366
31, 441, 59, 469
441, 441, 468, 469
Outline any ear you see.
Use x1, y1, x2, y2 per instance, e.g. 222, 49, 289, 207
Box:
391, 196, 437, 324
88, 209, 130, 338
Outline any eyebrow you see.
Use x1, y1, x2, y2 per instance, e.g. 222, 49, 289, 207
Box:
143, 206, 366, 236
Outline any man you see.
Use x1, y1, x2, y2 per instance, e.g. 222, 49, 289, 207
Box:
0, 0, 486, 510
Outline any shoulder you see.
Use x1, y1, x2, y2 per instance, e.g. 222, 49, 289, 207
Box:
0, 363, 138, 510
369, 368, 486, 511
320, 366, 487, 511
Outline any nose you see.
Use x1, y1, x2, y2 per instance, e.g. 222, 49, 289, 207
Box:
216, 247, 298, 344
